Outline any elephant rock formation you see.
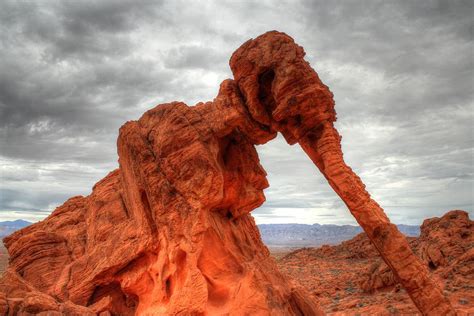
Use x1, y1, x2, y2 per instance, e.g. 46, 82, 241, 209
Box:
1, 31, 454, 315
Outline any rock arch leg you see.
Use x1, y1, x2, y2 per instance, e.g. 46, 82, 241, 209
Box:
299, 122, 454, 315
230, 31, 455, 315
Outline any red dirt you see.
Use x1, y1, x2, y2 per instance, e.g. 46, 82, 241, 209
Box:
277, 210, 474, 315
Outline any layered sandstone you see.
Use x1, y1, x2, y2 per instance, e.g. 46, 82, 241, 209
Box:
278, 210, 473, 315
1, 85, 321, 315
1, 31, 455, 315
230, 31, 453, 315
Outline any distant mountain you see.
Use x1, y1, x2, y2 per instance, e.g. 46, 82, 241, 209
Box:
0, 219, 420, 248
258, 223, 420, 247
0, 220, 31, 238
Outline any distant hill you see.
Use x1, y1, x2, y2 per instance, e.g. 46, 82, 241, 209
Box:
0, 219, 420, 248
258, 223, 420, 247
0, 220, 31, 238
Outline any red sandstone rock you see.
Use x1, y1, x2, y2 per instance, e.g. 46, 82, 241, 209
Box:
278, 210, 473, 315
418, 210, 473, 269
0, 31, 456, 315
0, 79, 322, 314
362, 210, 474, 293
231, 31, 454, 315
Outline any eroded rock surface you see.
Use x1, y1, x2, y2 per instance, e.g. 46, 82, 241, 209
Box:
0, 31, 455, 315
1, 86, 322, 315
231, 31, 453, 315
278, 210, 473, 315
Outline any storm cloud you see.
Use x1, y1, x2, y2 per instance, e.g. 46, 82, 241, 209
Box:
0, 0, 472, 224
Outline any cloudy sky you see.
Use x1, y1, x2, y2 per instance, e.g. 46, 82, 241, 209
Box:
0, 0, 472, 225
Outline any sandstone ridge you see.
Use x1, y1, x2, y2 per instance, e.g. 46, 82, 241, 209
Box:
0, 31, 455, 315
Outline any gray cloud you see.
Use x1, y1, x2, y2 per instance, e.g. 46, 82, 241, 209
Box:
0, 0, 472, 225
163, 45, 228, 70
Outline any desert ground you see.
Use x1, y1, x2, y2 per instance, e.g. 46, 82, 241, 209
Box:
2, 210, 472, 315
274, 211, 473, 315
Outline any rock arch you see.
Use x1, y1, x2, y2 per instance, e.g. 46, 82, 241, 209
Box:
0, 31, 453, 315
